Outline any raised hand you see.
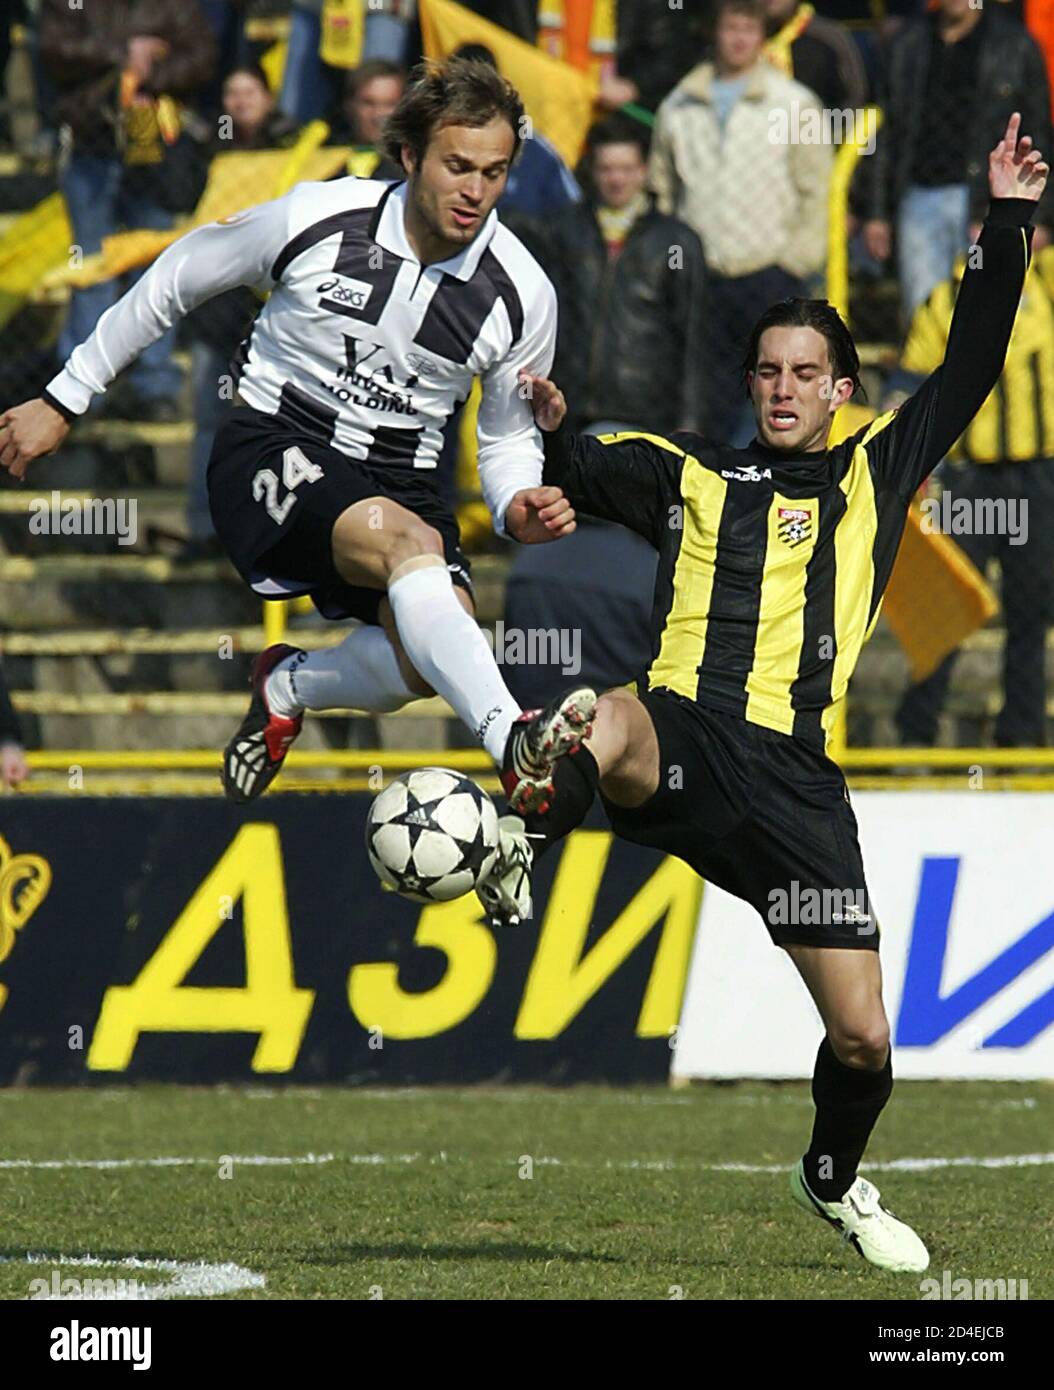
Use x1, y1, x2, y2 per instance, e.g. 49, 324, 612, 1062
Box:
989, 112, 1049, 203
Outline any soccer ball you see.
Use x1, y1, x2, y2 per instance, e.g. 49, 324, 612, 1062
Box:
365, 768, 500, 903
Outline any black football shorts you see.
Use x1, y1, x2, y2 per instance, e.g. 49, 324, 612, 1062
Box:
207, 405, 473, 623
601, 690, 879, 950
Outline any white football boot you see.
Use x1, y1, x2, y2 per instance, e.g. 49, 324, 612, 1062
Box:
476, 816, 535, 927
790, 1159, 930, 1273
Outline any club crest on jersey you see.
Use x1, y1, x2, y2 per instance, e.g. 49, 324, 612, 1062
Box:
778, 506, 813, 547
406, 353, 439, 376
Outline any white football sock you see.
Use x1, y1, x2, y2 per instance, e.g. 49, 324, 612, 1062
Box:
387, 561, 520, 761
265, 625, 414, 717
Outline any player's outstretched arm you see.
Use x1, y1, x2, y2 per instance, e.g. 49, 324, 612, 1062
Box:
0, 197, 294, 478
870, 114, 1048, 497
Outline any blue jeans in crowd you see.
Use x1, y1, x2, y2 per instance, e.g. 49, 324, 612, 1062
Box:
279, 4, 334, 124
197, 0, 250, 114
59, 152, 182, 402
363, 12, 410, 62
896, 183, 971, 322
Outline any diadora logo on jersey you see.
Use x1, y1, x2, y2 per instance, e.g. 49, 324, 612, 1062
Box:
831, 903, 871, 926
778, 506, 814, 547
721, 464, 773, 482
316, 276, 374, 312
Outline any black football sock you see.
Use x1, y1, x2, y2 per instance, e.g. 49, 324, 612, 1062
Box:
802, 1036, 893, 1202
521, 745, 600, 858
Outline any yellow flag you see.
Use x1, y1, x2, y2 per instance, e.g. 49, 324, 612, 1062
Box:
883, 505, 999, 683
260, 38, 288, 94
419, 0, 597, 168
320, 0, 364, 69
49, 124, 348, 291
0, 192, 73, 332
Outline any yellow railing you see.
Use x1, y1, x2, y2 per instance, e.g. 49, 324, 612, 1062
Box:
25, 749, 491, 771
826, 106, 880, 320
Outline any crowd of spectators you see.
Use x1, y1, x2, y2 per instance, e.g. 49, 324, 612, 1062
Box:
0, 0, 1051, 746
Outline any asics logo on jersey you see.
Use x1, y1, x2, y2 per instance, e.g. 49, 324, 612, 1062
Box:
317, 276, 373, 311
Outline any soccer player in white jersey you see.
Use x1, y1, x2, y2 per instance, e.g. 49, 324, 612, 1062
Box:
0, 59, 596, 921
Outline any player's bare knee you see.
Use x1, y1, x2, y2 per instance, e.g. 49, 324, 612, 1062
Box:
384, 518, 445, 580
829, 1022, 890, 1070
594, 690, 659, 807
594, 690, 634, 767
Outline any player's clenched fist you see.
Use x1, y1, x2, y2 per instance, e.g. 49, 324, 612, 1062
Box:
0, 399, 70, 480
505, 485, 575, 544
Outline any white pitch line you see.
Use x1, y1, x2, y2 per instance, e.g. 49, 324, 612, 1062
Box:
2, 1151, 1051, 1175
0, 1253, 265, 1299
864, 1152, 1054, 1173
630, 1153, 1054, 1174
0, 1153, 335, 1171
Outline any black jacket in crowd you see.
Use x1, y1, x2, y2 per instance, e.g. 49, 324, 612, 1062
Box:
776, 9, 869, 111
863, 7, 1052, 224
541, 198, 709, 435
616, 0, 708, 113
0, 663, 22, 747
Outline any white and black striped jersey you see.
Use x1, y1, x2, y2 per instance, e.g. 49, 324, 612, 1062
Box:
44, 178, 558, 533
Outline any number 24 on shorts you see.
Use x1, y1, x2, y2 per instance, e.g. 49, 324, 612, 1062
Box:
252, 446, 324, 525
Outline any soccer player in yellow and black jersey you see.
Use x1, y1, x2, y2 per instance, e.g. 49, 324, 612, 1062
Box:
509, 114, 1048, 1273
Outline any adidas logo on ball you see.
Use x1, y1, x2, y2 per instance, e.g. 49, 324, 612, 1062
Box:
366, 767, 500, 903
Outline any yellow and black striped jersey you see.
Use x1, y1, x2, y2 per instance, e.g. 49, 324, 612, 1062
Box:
543, 199, 1034, 750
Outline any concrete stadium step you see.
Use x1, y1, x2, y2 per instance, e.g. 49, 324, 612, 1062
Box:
0, 551, 507, 631
0, 626, 341, 656
13, 694, 458, 755
0, 488, 188, 521
0, 555, 236, 581
12, 692, 453, 717
70, 421, 194, 447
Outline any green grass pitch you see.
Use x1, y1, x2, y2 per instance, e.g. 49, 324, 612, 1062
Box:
0, 1082, 1050, 1300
